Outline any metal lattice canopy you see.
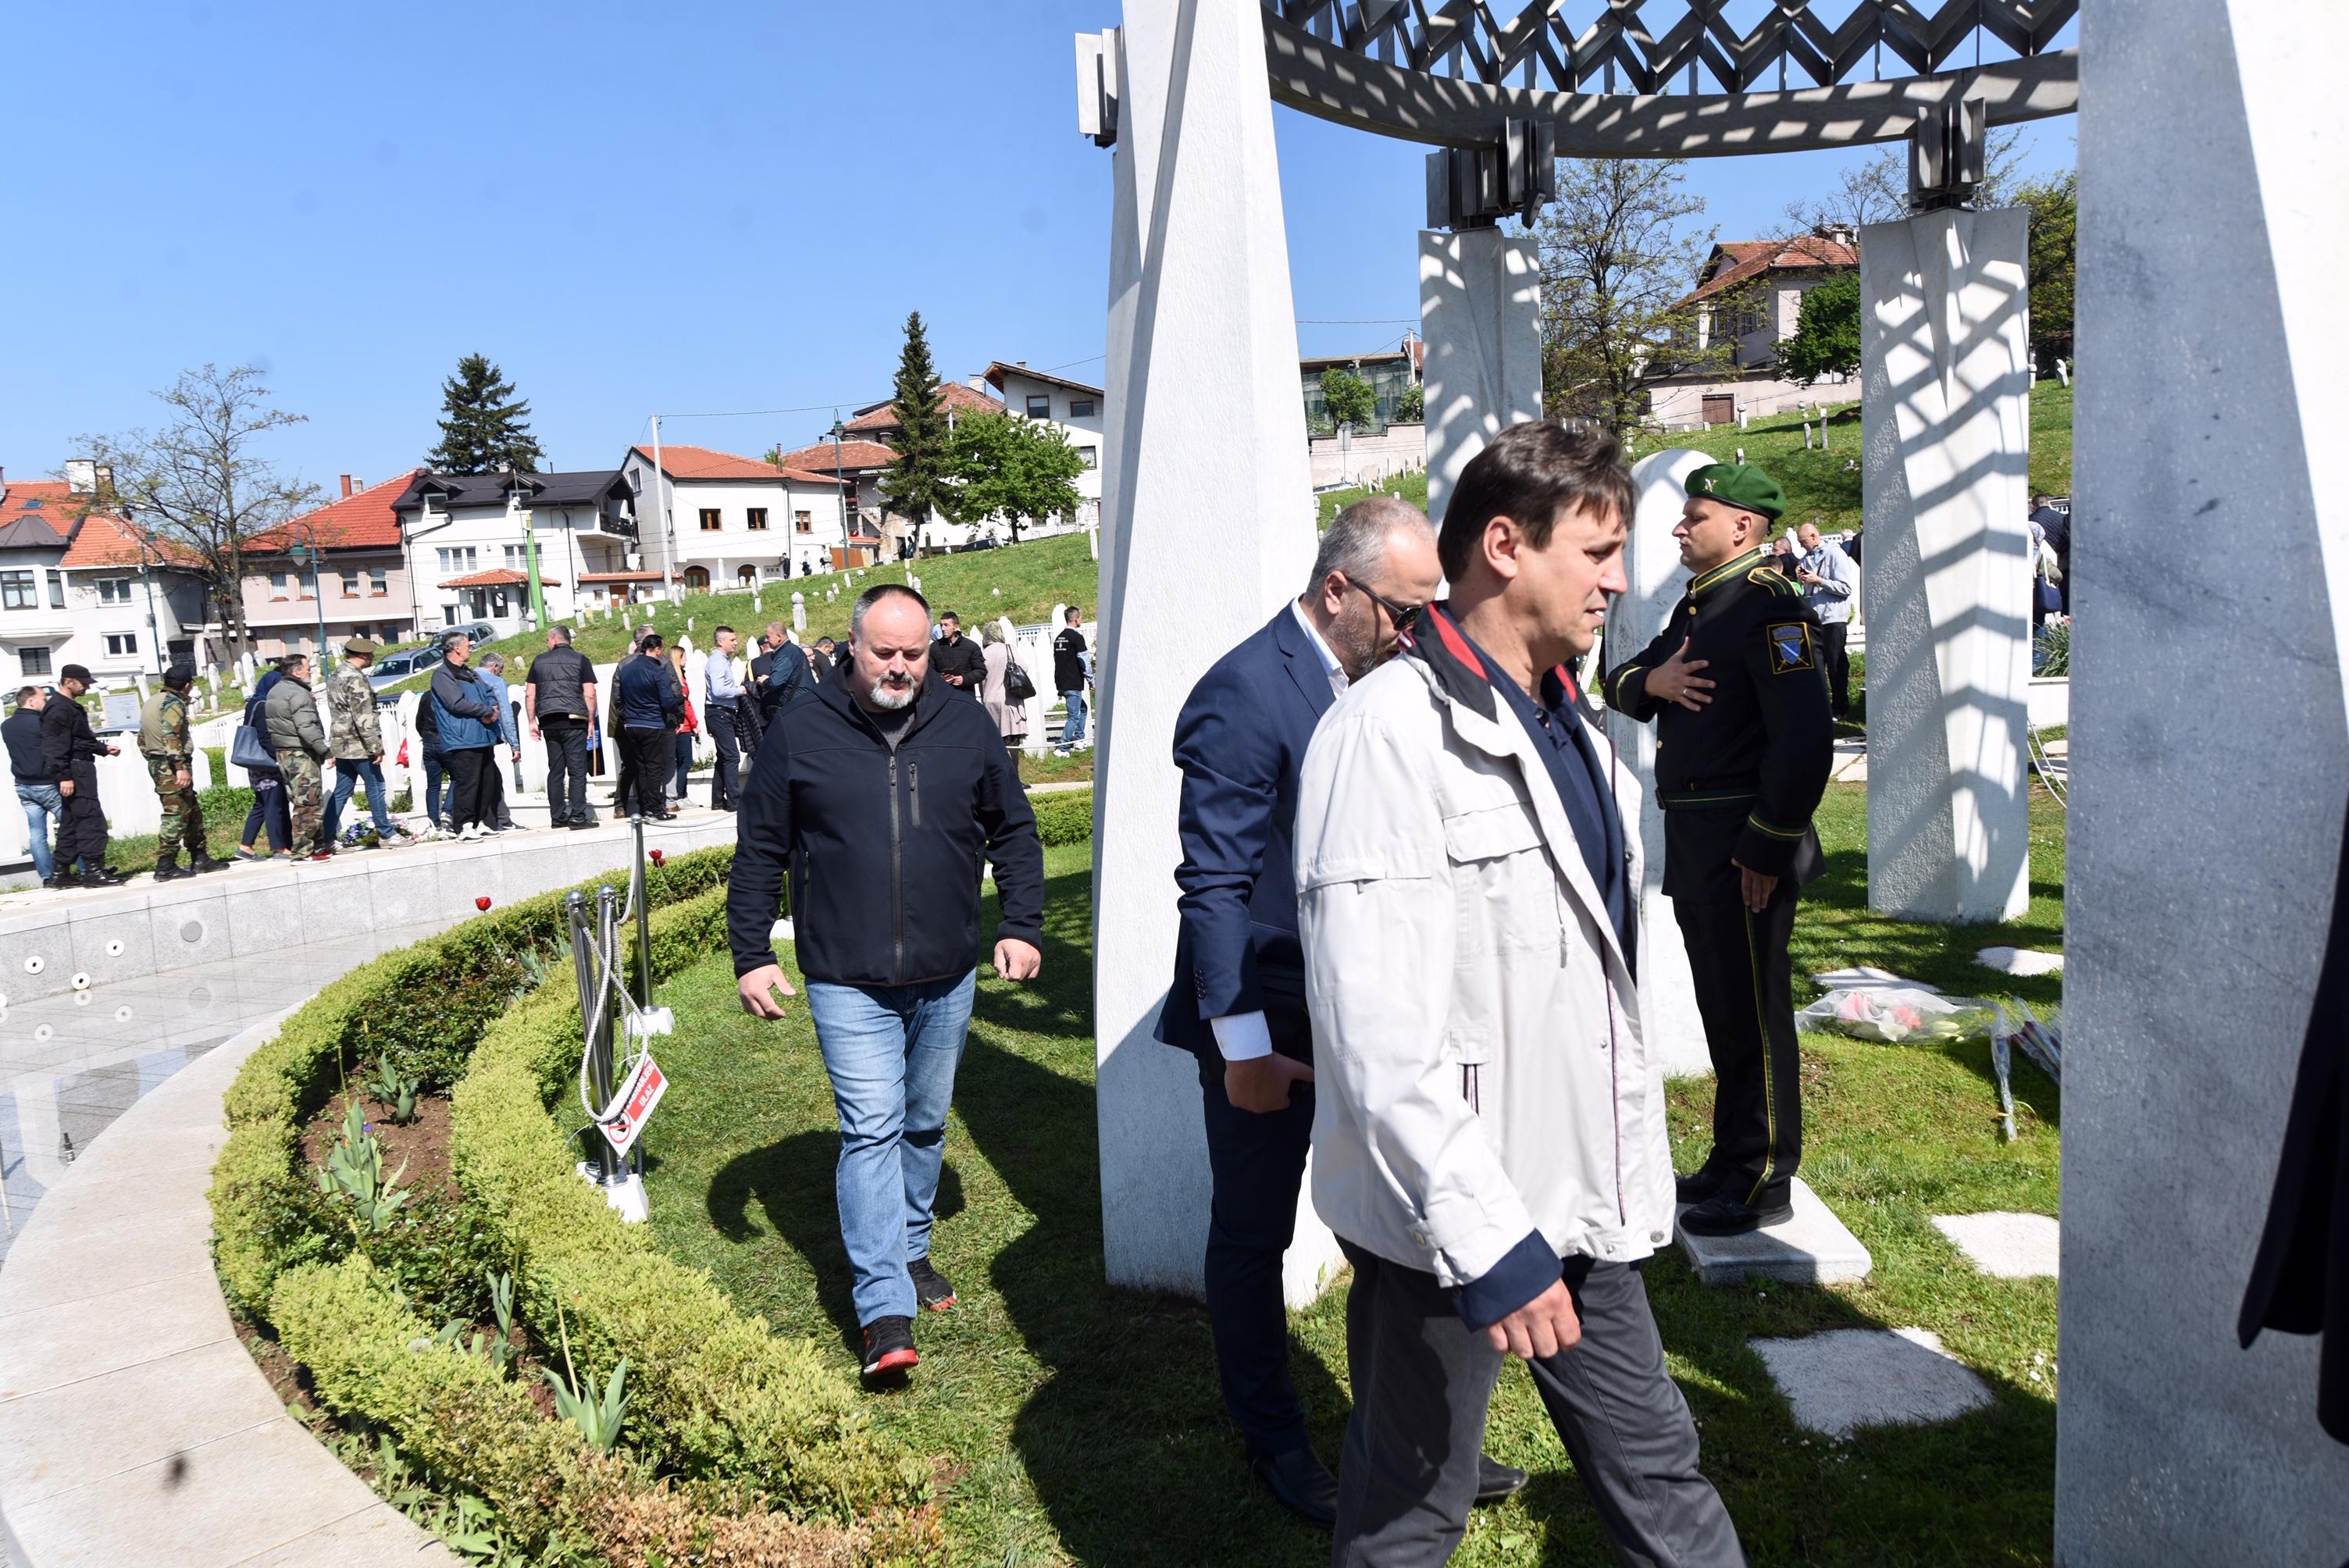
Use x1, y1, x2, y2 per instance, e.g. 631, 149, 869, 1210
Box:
1263, 0, 2077, 155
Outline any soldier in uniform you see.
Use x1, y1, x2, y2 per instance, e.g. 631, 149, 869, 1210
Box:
1603, 463, 1834, 1236
140, 662, 227, 881
262, 653, 333, 859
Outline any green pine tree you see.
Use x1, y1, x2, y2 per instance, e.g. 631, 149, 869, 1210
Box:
880, 312, 956, 539
426, 354, 546, 474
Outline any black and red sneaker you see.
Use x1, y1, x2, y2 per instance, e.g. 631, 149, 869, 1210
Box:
907, 1255, 957, 1313
861, 1315, 918, 1381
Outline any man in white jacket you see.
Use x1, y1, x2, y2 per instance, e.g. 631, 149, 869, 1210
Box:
1296, 422, 1743, 1566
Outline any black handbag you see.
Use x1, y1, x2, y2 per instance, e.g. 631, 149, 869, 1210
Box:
1003, 654, 1038, 705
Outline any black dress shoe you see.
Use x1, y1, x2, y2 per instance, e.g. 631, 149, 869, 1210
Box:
1678, 1191, 1795, 1236
1251, 1446, 1339, 1528
1474, 1454, 1529, 1504
1674, 1167, 1723, 1205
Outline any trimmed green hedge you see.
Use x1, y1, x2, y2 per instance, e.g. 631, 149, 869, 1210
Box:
1030, 786, 1092, 847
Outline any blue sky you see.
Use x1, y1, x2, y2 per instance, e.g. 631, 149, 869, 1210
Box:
4, 0, 2073, 493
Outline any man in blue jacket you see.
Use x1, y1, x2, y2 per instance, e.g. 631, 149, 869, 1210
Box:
729, 584, 1044, 1383
612, 633, 683, 820
1156, 497, 1533, 1526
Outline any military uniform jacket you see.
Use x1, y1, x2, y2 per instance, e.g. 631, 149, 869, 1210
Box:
137, 690, 194, 767
326, 663, 382, 760
1603, 547, 1834, 902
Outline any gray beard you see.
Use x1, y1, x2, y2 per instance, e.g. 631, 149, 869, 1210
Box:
867, 679, 918, 711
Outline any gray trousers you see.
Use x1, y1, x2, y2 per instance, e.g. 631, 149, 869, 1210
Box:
1332, 1241, 1743, 1568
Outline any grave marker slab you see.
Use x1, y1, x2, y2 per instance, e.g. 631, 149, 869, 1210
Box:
1753, 1327, 1993, 1439
1932, 1212, 2059, 1279
1675, 1178, 1871, 1286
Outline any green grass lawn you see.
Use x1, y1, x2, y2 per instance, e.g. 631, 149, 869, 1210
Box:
636, 779, 2065, 1566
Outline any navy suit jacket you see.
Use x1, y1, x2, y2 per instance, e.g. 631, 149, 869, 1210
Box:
1155, 605, 1336, 1059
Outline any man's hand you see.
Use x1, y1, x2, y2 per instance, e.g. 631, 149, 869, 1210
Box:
104, 744, 119, 756
1486, 1278, 1582, 1360
59, 779, 73, 797
737, 964, 798, 1018
944, 673, 964, 687
529, 722, 541, 740
993, 937, 1041, 981
174, 768, 191, 789
1225, 1053, 1314, 1114
1795, 567, 1822, 586
1645, 638, 1715, 711
1733, 857, 1779, 913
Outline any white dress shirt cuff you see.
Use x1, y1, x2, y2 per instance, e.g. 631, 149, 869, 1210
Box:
1209, 1010, 1274, 1062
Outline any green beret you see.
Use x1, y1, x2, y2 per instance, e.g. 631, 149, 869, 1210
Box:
1686, 462, 1786, 521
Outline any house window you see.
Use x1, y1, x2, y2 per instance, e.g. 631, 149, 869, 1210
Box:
436, 547, 477, 575
737, 565, 757, 586
340, 569, 360, 597
97, 578, 134, 605
269, 571, 291, 600
699, 508, 722, 532
441, 603, 461, 625
105, 633, 137, 657
1070, 398, 1096, 417
746, 508, 768, 532
369, 568, 388, 597
20, 646, 50, 677
1078, 446, 1099, 469
683, 566, 711, 591
46, 571, 62, 609
504, 544, 530, 570
793, 510, 813, 533
1025, 394, 1052, 419
2, 571, 37, 611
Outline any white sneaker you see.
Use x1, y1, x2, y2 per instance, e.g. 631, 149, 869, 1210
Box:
458, 823, 482, 842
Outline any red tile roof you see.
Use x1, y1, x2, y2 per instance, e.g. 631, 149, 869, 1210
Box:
777, 440, 897, 474
1688, 237, 1858, 303
632, 444, 840, 486
440, 568, 558, 588
0, 479, 86, 551
57, 508, 202, 569
254, 469, 420, 552
843, 382, 1004, 435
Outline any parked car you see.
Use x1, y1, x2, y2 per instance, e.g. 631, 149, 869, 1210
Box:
367, 644, 444, 689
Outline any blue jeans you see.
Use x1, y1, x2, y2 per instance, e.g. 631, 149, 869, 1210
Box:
420, 743, 447, 825
327, 757, 395, 842
804, 970, 978, 1325
16, 783, 59, 880
1060, 686, 1088, 747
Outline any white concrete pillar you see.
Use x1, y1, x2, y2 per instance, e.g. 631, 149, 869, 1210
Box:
1602, 449, 1713, 1078
1419, 226, 1542, 528
1859, 206, 2034, 923
1093, 0, 1330, 1305
2058, 0, 2349, 1556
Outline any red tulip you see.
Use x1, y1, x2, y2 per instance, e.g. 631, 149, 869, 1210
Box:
476, 896, 492, 911
649, 849, 666, 867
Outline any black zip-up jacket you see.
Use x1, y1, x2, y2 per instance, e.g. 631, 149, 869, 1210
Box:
40, 687, 103, 785
727, 670, 1045, 986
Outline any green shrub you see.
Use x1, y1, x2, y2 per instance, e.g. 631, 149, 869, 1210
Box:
1029, 787, 1093, 847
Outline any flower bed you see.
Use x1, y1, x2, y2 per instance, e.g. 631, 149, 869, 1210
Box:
209, 846, 941, 1566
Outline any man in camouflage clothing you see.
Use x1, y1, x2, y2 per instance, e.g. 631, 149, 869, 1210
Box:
262, 654, 333, 858
140, 662, 227, 882
326, 637, 405, 846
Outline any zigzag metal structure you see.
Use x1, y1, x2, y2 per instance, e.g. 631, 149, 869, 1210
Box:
1261, 0, 2078, 155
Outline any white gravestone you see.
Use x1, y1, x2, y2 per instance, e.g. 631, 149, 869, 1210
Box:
1859, 207, 2034, 923
1602, 448, 1713, 1078
1092, 0, 1331, 1306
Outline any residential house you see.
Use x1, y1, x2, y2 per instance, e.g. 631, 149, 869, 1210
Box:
619, 443, 850, 590
0, 467, 118, 686
237, 472, 420, 660
1644, 231, 1859, 429
1300, 334, 1423, 429
834, 380, 1006, 554
392, 469, 640, 636
980, 361, 1104, 538
773, 437, 903, 561
56, 508, 209, 678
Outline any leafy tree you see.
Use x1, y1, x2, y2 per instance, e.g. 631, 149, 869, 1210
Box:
1535, 157, 1728, 437
1392, 383, 1425, 423
80, 363, 319, 661
2015, 169, 2076, 369
1777, 272, 1862, 385
950, 413, 1085, 543
1782, 128, 2028, 233
880, 311, 955, 547
425, 354, 544, 474
1319, 368, 1378, 431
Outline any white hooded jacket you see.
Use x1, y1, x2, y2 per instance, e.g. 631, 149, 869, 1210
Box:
1293, 611, 1676, 1302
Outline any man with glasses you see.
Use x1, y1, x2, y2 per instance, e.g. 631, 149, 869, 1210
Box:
1156, 497, 1529, 1526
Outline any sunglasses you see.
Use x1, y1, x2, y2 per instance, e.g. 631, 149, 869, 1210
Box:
1340, 575, 1424, 626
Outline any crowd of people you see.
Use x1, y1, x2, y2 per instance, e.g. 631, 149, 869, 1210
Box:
724, 424, 1841, 1566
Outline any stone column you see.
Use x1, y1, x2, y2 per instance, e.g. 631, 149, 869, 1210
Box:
1092, 0, 1332, 1304
1419, 226, 1542, 527
1601, 448, 1711, 1078
1859, 207, 2034, 923
2058, 0, 2349, 1556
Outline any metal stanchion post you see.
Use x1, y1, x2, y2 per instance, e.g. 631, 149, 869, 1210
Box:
590, 884, 623, 1184
631, 812, 654, 1006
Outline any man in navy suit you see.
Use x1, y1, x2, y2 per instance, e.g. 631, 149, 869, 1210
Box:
1159, 497, 1522, 1525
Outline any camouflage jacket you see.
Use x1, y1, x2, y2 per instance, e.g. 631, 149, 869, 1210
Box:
326, 661, 382, 760
137, 689, 193, 765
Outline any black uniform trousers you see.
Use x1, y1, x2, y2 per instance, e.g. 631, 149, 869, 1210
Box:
1816, 622, 1851, 718
540, 717, 592, 825
706, 700, 743, 807
619, 727, 671, 818
55, 763, 107, 873
1674, 884, 1804, 1207
1193, 1010, 1317, 1462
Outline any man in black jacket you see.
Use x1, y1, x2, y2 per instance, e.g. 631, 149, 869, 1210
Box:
929, 611, 986, 699
4, 687, 58, 886
731, 583, 1044, 1384
42, 665, 123, 886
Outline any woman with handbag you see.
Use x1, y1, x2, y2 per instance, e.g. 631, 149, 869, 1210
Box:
234, 664, 293, 860
982, 622, 1031, 791
668, 646, 699, 804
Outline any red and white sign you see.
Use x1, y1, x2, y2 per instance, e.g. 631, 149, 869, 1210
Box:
600, 1052, 668, 1158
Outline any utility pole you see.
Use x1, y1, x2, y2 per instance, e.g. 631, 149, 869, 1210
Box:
829, 412, 850, 567
648, 415, 678, 603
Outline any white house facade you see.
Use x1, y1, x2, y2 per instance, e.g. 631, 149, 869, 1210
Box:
618, 444, 850, 590
391, 469, 641, 639
980, 361, 1103, 541
1644, 232, 1861, 430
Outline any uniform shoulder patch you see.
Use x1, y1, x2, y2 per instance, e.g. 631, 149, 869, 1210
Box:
1748, 565, 1802, 598
1766, 620, 1816, 674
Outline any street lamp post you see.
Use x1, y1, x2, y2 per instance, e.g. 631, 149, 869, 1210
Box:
286, 521, 330, 668
829, 412, 851, 568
